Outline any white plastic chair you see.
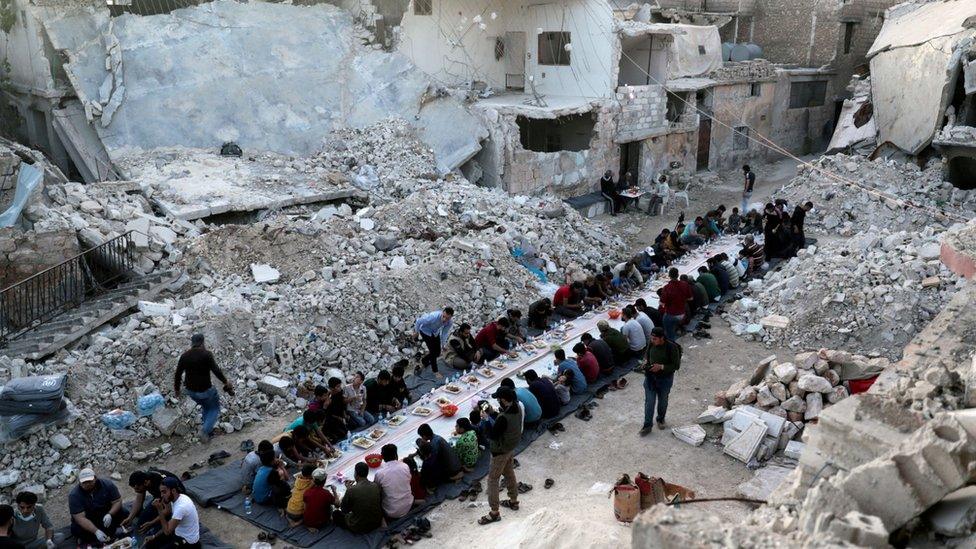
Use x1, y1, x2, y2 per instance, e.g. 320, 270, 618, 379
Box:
672, 178, 691, 208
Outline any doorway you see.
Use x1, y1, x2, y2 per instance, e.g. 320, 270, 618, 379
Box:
696, 118, 711, 171
505, 31, 526, 91
619, 141, 640, 184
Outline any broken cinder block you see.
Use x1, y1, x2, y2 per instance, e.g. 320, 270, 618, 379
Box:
671, 425, 706, 447
257, 375, 290, 398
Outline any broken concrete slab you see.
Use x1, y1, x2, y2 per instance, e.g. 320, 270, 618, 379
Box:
137, 301, 173, 317
251, 264, 280, 284
784, 440, 805, 460
696, 406, 726, 424
725, 419, 768, 463
737, 464, 793, 501
924, 485, 976, 536
152, 407, 181, 437
671, 425, 706, 446
759, 315, 790, 329
257, 375, 290, 398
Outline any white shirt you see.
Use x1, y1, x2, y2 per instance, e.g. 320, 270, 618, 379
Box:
373, 460, 414, 519
612, 262, 644, 284
171, 494, 200, 543
343, 383, 367, 413
621, 319, 647, 351
635, 311, 655, 339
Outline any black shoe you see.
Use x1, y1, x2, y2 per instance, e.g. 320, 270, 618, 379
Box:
639, 426, 652, 437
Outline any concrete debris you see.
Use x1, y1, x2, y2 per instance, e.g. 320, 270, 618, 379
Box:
925, 486, 976, 537
725, 227, 959, 360
250, 264, 281, 284
671, 425, 706, 446
737, 465, 794, 501
783, 441, 805, 460
724, 419, 768, 463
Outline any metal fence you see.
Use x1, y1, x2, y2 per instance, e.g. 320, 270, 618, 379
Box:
0, 232, 135, 344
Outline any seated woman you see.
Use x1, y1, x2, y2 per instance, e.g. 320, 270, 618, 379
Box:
452, 418, 480, 471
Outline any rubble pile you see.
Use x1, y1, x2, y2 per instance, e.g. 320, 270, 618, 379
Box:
692, 349, 887, 464
779, 154, 976, 236
0, 178, 625, 497
724, 230, 960, 359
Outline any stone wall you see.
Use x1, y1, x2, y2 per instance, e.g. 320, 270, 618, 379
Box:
615, 85, 668, 143
708, 79, 777, 170
0, 228, 81, 289
641, 129, 697, 183
769, 71, 838, 157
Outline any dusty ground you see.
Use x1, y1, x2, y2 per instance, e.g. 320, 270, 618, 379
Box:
46, 157, 805, 548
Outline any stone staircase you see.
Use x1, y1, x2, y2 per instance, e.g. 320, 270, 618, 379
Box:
0, 270, 180, 361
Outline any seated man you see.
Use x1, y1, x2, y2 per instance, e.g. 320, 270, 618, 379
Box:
286, 410, 334, 453
416, 424, 463, 487
523, 369, 560, 419
572, 343, 600, 383
612, 261, 644, 291
365, 370, 400, 416
334, 463, 383, 534
324, 377, 350, 442
740, 235, 765, 276
527, 298, 553, 330
680, 217, 706, 247
390, 362, 412, 407
286, 465, 316, 527
475, 317, 517, 363
344, 371, 376, 431
452, 418, 481, 471
11, 491, 54, 549
552, 349, 587, 394
69, 469, 123, 546
373, 445, 413, 519
445, 323, 482, 369
597, 320, 630, 366
600, 170, 620, 216
303, 468, 337, 532
634, 298, 663, 329
241, 441, 276, 491
645, 174, 669, 216
306, 384, 331, 412
620, 306, 647, 359
634, 249, 657, 277
252, 452, 291, 509
144, 477, 200, 549
582, 275, 606, 306
505, 309, 527, 345
122, 470, 164, 536
552, 282, 585, 318
500, 377, 542, 425
696, 267, 721, 302
580, 333, 614, 375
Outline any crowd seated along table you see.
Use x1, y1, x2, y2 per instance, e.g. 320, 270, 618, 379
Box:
323, 237, 743, 493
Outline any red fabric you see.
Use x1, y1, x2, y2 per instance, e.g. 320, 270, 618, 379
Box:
302, 485, 335, 528
848, 376, 878, 395
553, 285, 572, 307
410, 471, 428, 501
474, 322, 501, 348
660, 280, 692, 316
576, 351, 600, 382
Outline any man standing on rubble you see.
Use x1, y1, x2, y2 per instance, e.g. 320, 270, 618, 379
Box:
741, 165, 755, 213
174, 334, 234, 442
791, 201, 813, 250
639, 327, 681, 437
414, 307, 454, 378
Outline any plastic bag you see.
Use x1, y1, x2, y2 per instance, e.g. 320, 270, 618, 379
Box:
137, 393, 165, 417
102, 409, 136, 430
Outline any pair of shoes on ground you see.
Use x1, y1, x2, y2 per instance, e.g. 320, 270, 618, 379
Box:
639, 421, 668, 437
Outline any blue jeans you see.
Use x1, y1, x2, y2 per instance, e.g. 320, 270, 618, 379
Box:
741, 191, 752, 213
662, 314, 683, 342
643, 374, 674, 429
347, 409, 376, 431
185, 386, 220, 436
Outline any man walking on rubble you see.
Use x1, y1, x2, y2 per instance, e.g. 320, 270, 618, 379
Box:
741, 165, 756, 213
174, 333, 234, 442
414, 307, 454, 379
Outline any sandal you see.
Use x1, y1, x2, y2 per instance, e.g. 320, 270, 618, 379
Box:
458, 489, 470, 501
617, 378, 628, 390
513, 459, 520, 468
240, 439, 255, 453
554, 422, 565, 432
500, 499, 520, 510
478, 512, 501, 525
544, 478, 555, 489
517, 482, 533, 493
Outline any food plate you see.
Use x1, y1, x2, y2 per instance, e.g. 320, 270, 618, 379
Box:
489, 361, 506, 370
582, 312, 595, 319
367, 428, 387, 441
352, 436, 375, 450
444, 384, 463, 394
478, 367, 496, 378
464, 375, 480, 384
387, 415, 406, 427
435, 397, 453, 406
412, 406, 433, 417
533, 341, 548, 350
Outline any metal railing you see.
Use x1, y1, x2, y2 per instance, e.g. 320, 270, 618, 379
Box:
0, 232, 135, 345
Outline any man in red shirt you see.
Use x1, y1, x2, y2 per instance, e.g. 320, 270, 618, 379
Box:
303, 468, 337, 531
475, 317, 516, 362
659, 268, 692, 341
552, 282, 584, 318
572, 343, 600, 383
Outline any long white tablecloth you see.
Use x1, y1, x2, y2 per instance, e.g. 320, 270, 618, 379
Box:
325, 237, 742, 491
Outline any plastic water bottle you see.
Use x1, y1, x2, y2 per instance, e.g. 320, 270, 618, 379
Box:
130, 535, 140, 549
244, 496, 253, 515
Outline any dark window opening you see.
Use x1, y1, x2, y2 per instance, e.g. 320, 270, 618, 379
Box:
949, 71, 976, 127
947, 156, 976, 190
517, 113, 595, 153
666, 91, 688, 123
494, 37, 505, 61
733, 127, 750, 150
750, 82, 761, 97
843, 22, 856, 55
414, 0, 432, 16
789, 80, 827, 109
538, 32, 571, 66
698, 45, 706, 55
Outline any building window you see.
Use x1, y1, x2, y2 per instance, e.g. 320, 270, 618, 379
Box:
538, 32, 571, 66
494, 37, 505, 61
698, 45, 706, 55
414, 0, 432, 16
733, 127, 749, 150
750, 82, 761, 97
844, 22, 856, 54
789, 80, 828, 109
517, 113, 595, 152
